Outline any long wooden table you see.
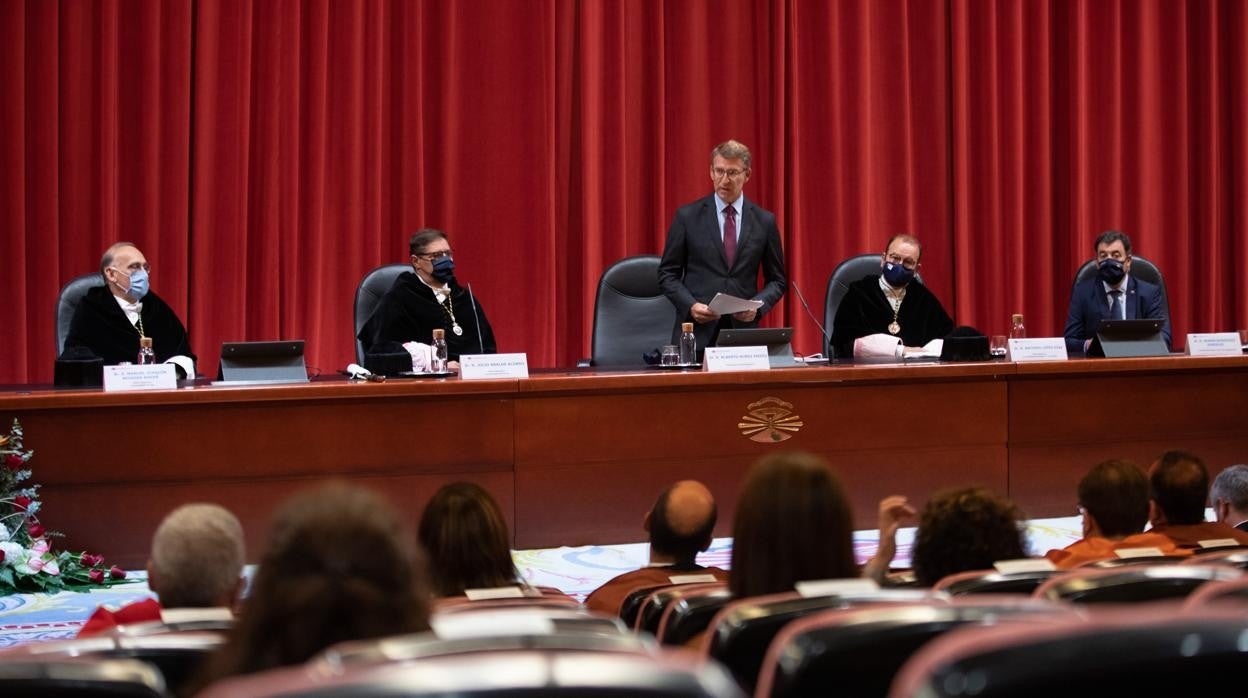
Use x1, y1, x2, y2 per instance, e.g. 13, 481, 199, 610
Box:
2, 355, 1245, 568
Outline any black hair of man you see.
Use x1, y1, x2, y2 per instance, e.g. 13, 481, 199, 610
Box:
1150, 450, 1210, 525
1079, 460, 1149, 538
1094, 230, 1133, 255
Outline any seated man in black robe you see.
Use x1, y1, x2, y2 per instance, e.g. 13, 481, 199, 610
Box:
830, 234, 954, 359
358, 228, 497, 371
60, 242, 196, 377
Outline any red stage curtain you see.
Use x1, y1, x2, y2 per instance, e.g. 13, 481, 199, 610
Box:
2, 0, 1246, 384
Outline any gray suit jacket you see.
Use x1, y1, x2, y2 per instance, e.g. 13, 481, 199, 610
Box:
657, 194, 787, 350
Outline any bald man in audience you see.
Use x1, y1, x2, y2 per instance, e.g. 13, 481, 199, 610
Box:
1210, 464, 1248, 532
79, 503, 246, 636
585, 481, 727, 616
1147, 450, 1248, 549
1045, 459, 1186, 569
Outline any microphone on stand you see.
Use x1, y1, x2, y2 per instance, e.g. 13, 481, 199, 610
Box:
467, 282, 485, 353
790, 281, 832, 362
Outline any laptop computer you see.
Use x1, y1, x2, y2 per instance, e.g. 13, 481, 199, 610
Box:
1091, 319, 1169, 358
216, 340, 310, 384
715, 327, 797, 368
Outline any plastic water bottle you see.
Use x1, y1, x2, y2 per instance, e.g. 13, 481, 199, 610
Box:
430, 329, 449, 373
1010, 314, 1026, 340
137, 337, 156, 365
679, 322, 697, 365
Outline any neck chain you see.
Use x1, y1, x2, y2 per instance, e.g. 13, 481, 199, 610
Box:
439, 295, 464, 337
884, 286, 904, 335
134, 316, 147, 339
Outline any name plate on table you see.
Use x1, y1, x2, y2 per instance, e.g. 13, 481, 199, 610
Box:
103, 364, 178, 392
1007, 338, 1068, 362
703, 345, 771, 372
1114, 547, 1165, 559
1185, 332, 1243, 357
459, 353, 529, 380
994, 558, 1056, 574
795, 578, 879, 597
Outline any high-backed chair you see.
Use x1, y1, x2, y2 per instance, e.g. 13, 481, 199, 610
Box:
702, 589, 946, 694
589, 255, 675, 367
2, 632, 224, 696
1182, 548, 1248, 570
56, 273, 106, 355
1033, 564, 1240, 604
757, 598, 1073, 698
823, 253, 924, 356
635, 582, 728, 636
934, 568, 1060, 595
1070, 254, 1165, 292
198, 631, 745, 698
888, 609, 1248, 698
0, 657, 168, 698
353, 263, 409, 363
1181, 575, 1248, 609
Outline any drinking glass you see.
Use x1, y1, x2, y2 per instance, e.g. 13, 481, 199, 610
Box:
990, 335, 1008, 358
661, 345, 680, 366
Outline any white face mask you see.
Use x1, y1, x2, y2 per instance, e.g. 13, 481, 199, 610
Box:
111, 267, 150, 301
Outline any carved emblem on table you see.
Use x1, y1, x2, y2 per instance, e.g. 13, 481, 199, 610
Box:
738, 397, 803, 443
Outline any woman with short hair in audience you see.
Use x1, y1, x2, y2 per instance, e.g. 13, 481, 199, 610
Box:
730, 452, 910, 598
191, 483, 430, 693
909, 486, 1027, 587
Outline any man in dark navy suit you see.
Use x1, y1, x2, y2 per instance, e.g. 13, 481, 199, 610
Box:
658, 140, 787, 354
1063, 230, 1171, 356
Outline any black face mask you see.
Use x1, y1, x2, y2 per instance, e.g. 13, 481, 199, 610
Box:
882, 261, 914, 288
432, 256, 455, 283
1097, 258, 1126, 285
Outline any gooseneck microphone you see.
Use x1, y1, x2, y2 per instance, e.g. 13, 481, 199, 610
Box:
467, 282, 484, 353
790, 281, 832, 355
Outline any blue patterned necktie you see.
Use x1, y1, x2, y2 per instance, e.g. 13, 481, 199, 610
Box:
1109, 289, 1123, 320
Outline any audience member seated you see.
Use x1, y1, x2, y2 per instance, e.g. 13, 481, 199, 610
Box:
1210, 464, 1248, 533
585, 480, 727, 616
730, 452, 907, 598
189, 483, 430, 692
1149, 450, 1248, 547
908, 486, 1027, 587
78, 503, 245, 637
1045, 460, 1187, 569
418, 482, 563, 602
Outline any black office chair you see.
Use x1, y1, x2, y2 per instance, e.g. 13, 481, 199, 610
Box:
0, 656, 168, 698
823, 253, 924, 356
1034, 564, 1240, 604
56, 273, 106, 356
353, 263, 409, 363
588, 255, 675, 367
1070, 255, 1165, 293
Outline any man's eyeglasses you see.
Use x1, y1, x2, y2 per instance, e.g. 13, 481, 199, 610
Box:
711, 167, 747, 180
885, 254, 918, 270
114, 263, 152, 275
418, 250, 453, 260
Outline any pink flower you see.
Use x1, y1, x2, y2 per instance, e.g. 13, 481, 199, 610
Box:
31, 539, 50, 555
42, 559, 60, 576
27, 523, 46, 539
5, 453, 22, 470
27, 557, 45, 572
109, 565, 126, 580
13, 495, 31, 511
88, 568, 105, 583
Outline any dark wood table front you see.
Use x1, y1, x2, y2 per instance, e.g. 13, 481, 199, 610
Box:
2, 355, 1244, 567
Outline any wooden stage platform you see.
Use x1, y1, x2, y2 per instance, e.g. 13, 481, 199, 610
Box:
3, 355, 1245, 568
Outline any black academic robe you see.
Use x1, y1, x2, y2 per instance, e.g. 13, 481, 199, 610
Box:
358, 272, 497, 361
61, 286, 195, 367
830, 275, 954, 358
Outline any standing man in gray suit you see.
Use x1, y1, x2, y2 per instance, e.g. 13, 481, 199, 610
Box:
658, 140, 788, 355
